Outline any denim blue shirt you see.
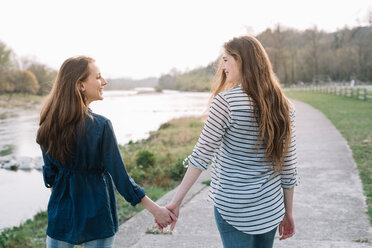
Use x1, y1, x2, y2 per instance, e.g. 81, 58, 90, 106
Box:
41, 111, 146, 244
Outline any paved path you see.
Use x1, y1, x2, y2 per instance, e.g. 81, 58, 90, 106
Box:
115, 99, 372, 247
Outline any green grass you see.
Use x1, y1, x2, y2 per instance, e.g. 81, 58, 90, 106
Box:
0, 116, 204, 248
285, 90, 372, 224
202, 180, 211, 186
120, 117, 204, 187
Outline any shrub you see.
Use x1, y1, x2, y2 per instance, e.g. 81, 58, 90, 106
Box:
168, 157, 187, 180
128, 164, 146, 185
135, 149, 155, 169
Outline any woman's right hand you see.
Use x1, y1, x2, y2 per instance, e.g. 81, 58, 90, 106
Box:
166, 202, 180, 230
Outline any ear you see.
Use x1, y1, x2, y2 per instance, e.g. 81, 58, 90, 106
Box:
80, 82, 86, 92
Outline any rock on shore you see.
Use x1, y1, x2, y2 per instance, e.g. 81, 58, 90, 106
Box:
0, 155, 43, 171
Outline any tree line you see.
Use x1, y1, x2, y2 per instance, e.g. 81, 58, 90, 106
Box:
159, 25, 372, 91
0, 41, 57, 96
2, 25, 371, 95
158, 63, 216, 92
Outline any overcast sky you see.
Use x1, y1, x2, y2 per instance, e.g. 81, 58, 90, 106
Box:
1, 0, 371, 79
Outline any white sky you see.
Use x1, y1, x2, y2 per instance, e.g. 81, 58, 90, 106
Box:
1, 0, 371, 79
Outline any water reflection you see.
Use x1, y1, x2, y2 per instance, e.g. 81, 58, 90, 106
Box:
0, 169, 50, 230
0, 145, 14, 157
0, 110, 40, 159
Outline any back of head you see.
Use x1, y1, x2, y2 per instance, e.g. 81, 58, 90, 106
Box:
214, 36, 292, 172
37, 56, 95, 163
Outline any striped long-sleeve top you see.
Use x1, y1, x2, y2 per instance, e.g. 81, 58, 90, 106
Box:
186, 85, 298, 234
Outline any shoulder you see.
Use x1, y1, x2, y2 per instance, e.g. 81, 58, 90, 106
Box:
218, 85, 255, 109
219, 84, 241, 97
219, 85, 251, 101
213, 85, 241, 103
287, 100, 296, 118
88, 112, 113, 131
91, 112, 109, 123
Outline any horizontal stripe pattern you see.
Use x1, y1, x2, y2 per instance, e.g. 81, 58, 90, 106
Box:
186, 85, 298, 234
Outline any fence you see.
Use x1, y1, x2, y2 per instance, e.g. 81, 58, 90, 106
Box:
288, 85, 372, 101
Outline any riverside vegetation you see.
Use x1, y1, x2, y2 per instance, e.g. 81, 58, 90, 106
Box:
0, 94, 46, 109
0, 116, 204, 248
285, 90, 372, 224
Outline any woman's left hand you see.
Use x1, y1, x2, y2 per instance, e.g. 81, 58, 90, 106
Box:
279, 213, 295, 240
154, 206, 178, 231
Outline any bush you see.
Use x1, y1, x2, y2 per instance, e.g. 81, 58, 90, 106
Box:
128, 164, 146, 185
168, 157, 187, 180
135, 149, 155, 169
159, 123, 171, 130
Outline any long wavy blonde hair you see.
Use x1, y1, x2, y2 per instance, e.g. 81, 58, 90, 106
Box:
37, 56, 94, 163
212, 36, 292, 173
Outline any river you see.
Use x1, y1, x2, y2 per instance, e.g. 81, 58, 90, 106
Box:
0, 88, 210, 231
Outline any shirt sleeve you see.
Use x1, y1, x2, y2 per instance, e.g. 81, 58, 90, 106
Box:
101, 119, 146, 206
185, 93, 232, 170
280, 109, 299, 189
41, 148, 58, 188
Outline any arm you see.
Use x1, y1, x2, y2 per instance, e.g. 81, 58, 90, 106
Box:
172, 93, 231, 207
101, 120, 146, 206
41, 148, 58, 189
166, 94, 231, 228
279, 187, 295, 240
101, 120, 176, 229
166, 166, 202, 229
185, 94, 232, 170
279, 108, 298, 240
283, 187, 294, 215
280, 109, 298, 189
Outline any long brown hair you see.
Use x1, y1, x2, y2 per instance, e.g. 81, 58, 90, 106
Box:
37, 56, 95, 163
212, 36, 292, 173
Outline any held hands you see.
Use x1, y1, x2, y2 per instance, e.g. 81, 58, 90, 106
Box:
153, 166, 201, 231
153, 206, 178, 232
154, 202, 180, 232
140, 196, 178, 232
279, 212, 295, 240
165, 202, 180, 230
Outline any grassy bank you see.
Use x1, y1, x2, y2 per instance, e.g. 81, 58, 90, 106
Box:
285, 90, 372, 223
0, 116, 204, 248
0, 94, 46, 109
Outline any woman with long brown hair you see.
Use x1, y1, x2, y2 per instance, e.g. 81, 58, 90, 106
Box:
166, 36, 298, 248
37, 56, 176, 247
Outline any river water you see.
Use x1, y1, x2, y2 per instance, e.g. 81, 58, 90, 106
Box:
0, 88, 210, 231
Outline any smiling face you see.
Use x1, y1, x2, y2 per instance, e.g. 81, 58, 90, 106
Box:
222, 52, 241, 84
80, 62, 107, 105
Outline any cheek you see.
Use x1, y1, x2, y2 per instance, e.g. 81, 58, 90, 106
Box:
233, 64, 240, 76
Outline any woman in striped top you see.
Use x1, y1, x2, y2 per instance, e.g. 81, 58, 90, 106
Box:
166, 36, 298, 248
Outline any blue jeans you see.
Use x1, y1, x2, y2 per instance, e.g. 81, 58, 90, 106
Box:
46, 235, 115, 248
214, 207, 277, 248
